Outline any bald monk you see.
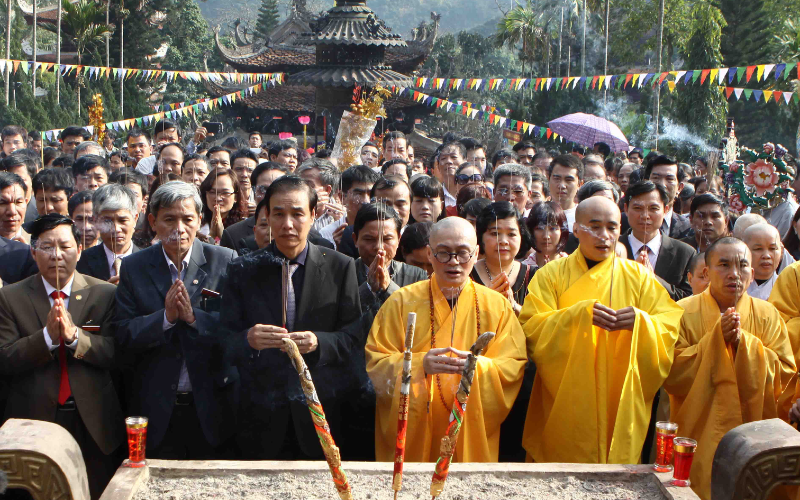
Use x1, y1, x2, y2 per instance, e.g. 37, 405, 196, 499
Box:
519, 196, 683, 464
736, 214, 795, 275
665, 237, 796, 500
744, 224, 783, 299
366, 217, 526, 462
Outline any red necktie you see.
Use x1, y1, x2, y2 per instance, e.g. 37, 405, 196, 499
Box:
50, 291, 71, 404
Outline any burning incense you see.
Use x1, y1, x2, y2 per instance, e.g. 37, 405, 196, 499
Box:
392, 312, 417, 500
282, 338, 353, 500
430, 331, 496, 500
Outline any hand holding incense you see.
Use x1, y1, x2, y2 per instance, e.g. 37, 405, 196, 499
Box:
392, 312, 417, 499
282, 338, 353, 500
430, 331, 496, 499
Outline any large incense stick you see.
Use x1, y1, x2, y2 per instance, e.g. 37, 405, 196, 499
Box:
392, 312, 417, 500
430, 331, 495, 500
282, 338, 353, 500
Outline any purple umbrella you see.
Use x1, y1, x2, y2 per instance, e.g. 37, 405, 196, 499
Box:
546, 112, 629, 152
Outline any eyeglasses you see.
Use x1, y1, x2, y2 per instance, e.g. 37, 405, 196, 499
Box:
496, 188, 527, 197
455, 173, 484, 185
429, 246, 475, 264
208, 190, 234, 199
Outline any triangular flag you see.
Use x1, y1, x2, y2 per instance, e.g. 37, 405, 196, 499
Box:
725, 87, 734, 99
756, 65, 765, 81
775, 63, 786, 80
745, 66, 756, 82
784, 62, 796, 79
743, 89, 753, 100
700, 69, 710, 85
667, 81, 676, 92
728, 67, 737, 83
733, 87, 744, 100
752, 89, 761, 101
736, 66, 746, 83
783, 92, 793, 104
709, 68, 719, 84
675, 71, 686, 83
762, 64, 775, 80
773, 90, 783, 102
717, 68, 727, 84
763, 90, 773, 101
624, 74, 633, 88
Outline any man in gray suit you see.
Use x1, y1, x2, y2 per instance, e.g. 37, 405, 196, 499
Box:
76, 184, 141, 283
114, 181, 238, 459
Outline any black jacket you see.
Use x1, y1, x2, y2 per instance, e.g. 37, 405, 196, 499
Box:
0, 237, 37, 285
76, 243, 141, 281
113, 241, 238, 449
220, 242, 362, 459
620, 232, 694, 300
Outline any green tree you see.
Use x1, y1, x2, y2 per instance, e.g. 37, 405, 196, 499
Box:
495, 1, 546, 77
45, 0, 114, 112
674, 2, 727, 143
717, 0, 770, 67
254, 0, 278, 41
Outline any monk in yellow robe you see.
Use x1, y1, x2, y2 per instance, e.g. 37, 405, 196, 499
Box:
366, 217, 526, 462
665, 237, 796, 500
770, 260, 800, 387
519, 196, 683, 464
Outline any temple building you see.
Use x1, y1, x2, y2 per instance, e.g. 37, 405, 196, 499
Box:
206, 0, 439, 142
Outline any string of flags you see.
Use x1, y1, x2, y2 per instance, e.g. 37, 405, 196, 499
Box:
41, 80, 277, 141
412, 61, 798, 93
393, 86, 563, 142
453, 101, 511, 116
720, 86, 797, 104
0, 58, 284, 85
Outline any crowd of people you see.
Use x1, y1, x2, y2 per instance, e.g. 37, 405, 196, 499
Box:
1, 120, 800, 500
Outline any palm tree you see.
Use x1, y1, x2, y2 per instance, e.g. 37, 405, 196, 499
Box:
495, 1, 545, 77
46, 0, 113, 113
580, 0, 603, 75
557, 0, 578, 77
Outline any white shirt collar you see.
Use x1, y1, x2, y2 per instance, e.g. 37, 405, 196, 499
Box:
42, 275, 75, 299
162, 243, 192, 279
442, 185, 457, 207
629, 231, 663, 259
103, 242, 134, 268
663, 208, 673, 228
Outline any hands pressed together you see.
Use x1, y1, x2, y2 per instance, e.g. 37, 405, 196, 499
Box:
165, 280, 196, 325
367, 249, 391, 294
46, 297, 77, 344
247, 325, 318, 354
592, 303, 636, 331
721, 307, 741, 347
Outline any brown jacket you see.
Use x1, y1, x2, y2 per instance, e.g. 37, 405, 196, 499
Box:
0, 272, 123, 455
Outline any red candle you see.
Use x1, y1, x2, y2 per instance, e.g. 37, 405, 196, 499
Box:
672, 437, 697, 487
125, 416, 148, 467
653, 421, 678, 472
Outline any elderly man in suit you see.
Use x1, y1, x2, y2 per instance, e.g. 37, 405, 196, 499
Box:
221, 175, 361, 460
76, 184, 140, 283
0, 214, 122, 499
114, 181, 238, 460
620, 181, 694, 300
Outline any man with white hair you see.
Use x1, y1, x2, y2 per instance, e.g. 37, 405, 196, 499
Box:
74, 141, 104, 159
113, 181, 238, 459
76, 184, 141, 284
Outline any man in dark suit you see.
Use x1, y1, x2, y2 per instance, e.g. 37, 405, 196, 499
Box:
114, 181, 238, 460
620, 181, 694, 301
0, 235, 36, 284
235, 197, 334, 255
645, 155, 691, 239
0, 214, 123, 499
221, 175, 361, 460
220, 161, 289, 252
76, 184, 141, 283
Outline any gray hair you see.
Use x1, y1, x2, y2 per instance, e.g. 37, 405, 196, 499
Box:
577, 179, 620, 203
74, 141, 104, 159
150, 180, 203, 217
493, 163, 532, 189
296, 158, 340, 190
92, 183, 137, 216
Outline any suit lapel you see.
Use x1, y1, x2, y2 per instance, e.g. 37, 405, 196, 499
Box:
68, 273, 91, 326
654, 236, 675, 278
296, 244, 324, 328
621, 234, 634, 260
89, 246, 110, 281
147, 243, 173, 300
27, 275, 51, 328
183, 241, 208, 301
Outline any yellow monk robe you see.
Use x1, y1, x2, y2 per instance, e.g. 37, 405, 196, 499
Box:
769, 261, 800, 383
366, 274, 526, 462
664, 290, 796, 500
518, 249, 683, 464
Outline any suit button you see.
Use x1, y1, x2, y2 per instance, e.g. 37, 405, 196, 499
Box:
171, 384, 177, 390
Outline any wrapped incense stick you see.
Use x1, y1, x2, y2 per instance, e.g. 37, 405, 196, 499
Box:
430, 331, 496, 499
282, 338, 353, 500
392, 313, 417, 498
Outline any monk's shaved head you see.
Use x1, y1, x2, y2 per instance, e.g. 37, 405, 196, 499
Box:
574, 196, 621, 261
575, 196, 621, 225
430, 216, 477, 248
742, 223, 780, 245
733, 213, 767, 239
705, 236, 751, 266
